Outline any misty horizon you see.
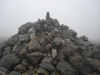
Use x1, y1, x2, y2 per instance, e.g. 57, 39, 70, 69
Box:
0, 0, 100, 43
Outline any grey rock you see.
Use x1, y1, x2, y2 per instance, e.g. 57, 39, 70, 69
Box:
46, 12, 50, 20
18, 34, 30, 42
56, 60, 76, 75
9, 71, 21, 75
0, 54, 20, 69
0, 12, 99, 75
7, 34, 19, 46
80, 35, 88, 41
28, 38, 41, 51
51, 71, 60, 75
0, 42, 8, 57
92, 51, 100, 59
3, 47, 11, 56
18, 22, 33, 34
37, 67, 49, 75
51, 49, 57, 58
0, 71, 6, 75
40, 62, 55, 72
41, 56, 53, 63
0, 67, 8, 73
53, 37, 64, 47
26, 52, 43, 65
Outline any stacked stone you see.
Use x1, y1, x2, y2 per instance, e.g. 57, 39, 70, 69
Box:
0, 12, 99, 75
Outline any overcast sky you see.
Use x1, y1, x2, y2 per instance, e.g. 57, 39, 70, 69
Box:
0, 0, 100, 42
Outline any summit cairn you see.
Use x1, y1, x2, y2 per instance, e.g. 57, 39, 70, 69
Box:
0, 12, 100, 75
46, 12, 50, 20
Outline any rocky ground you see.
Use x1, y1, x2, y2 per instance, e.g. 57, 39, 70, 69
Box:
0, 12, 100, 75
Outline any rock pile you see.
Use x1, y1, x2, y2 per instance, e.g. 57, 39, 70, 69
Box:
0, 12, 100, 75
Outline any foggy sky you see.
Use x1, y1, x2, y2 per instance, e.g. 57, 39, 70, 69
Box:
0, 0, 100, 42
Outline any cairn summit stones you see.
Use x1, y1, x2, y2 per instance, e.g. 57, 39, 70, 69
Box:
0, 12, 99, 75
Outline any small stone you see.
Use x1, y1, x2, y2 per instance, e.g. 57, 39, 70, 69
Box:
9, 71, 21, 75
52, 49, 57, 58
41, 56, 53, 63
69, 55, 82, 68
28, 37, 41, 51
40, 62, 55, 72
26, 52, 43, 65
15, 64, 26, 72
37, 67, 49, 75
53, 37, 64, 47
0, 67, 8, 73
18, 34, 30, 42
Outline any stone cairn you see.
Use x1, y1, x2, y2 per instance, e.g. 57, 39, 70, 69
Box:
0, 12, 100, 75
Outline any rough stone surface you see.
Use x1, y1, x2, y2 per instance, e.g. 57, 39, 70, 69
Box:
0, 12, 99, 75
